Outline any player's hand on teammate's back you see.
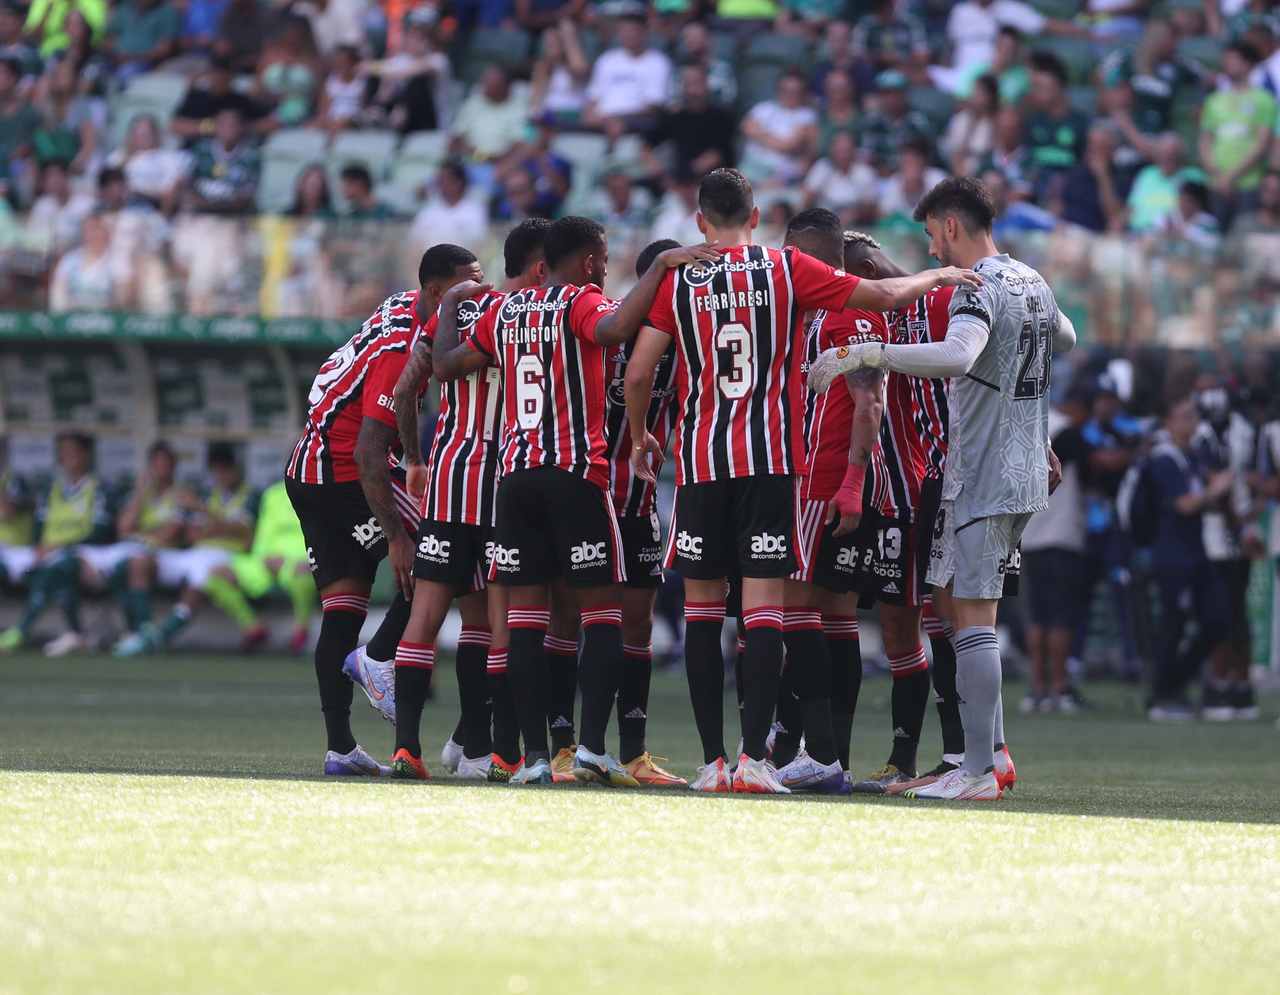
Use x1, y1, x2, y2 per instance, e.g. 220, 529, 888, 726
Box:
630, 431, 664, 484
389, 528, 416, 600
654, 242, 721, 271
406, 462, 428, 500
444, 279, 493, 304
931, 267, 982, 289
807, 342, 882, 394
1047, 445, 1062, 494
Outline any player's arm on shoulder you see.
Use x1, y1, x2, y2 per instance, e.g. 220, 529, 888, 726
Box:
625, 325, 675, 483
1052, 308, 1077, 354
843, 265, 982, 312
591, 242, 719, 345
433, 282, 494, 381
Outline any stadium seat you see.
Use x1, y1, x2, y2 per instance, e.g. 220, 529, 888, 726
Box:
744, 35, 811, 69
1068, 85, 1098, 117
109, 72, 189, 146
1033, 37, 1098, 85
737, 65, 783, 112
388, 131, 449, 204
1177, 37, 1225, 71
263, 127, 329, 162
460, 29, 533, 85
908, 87, 955, 130
329, 130, 400, 180
551, 132, 610, 175
258, 128, 330, 213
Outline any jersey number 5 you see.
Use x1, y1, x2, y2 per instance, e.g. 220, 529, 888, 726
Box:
516, 354, 544, 430
1014, 316, 1052, 400
715, 322, 753, 399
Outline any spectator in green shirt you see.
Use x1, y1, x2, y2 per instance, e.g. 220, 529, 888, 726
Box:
1127, 132, 1194, 232
337, 162, 399, 221
1199, 42, 1276, 208
851, 0, 930, 79
1024, 51, 1090, 200
0, 56, 40, 197
187, 108, 260, 215
24, 0, 107, 58
105, 0, 181, 83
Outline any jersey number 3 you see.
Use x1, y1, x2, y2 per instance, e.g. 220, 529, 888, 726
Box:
715, 322, 753, 399
1014, 316, 1052, 400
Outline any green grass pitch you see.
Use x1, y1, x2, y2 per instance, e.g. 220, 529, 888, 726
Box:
3, 653, 1279, 995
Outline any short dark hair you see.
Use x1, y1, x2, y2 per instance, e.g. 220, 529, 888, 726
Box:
339, 163, 373, 189
504, 218, 552, 279
207, 442, 237, 468
418, 243, 477, 285
912, 176, 996, 234
148, 440, 175, 461
842, 230, 884, 269
1227, 41, 1262, 66
544, 216, 605, 269
98, 167, 125, 190
785, 207, 841, 242
636, 239, 679, 278
55, 431, 93, 454
698, 168, 753, 227
1180, 179, 1211, 213
997, 25, 1022, 44
1029, 51, 1069, 87
439, 158, 468, 187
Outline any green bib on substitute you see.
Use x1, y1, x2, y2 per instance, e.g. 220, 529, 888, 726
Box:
41, 476, 104, 548
199, 483, 259, 552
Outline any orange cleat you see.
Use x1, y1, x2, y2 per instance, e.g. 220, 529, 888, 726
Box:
994, 745, 1017, 793
390, 748, 429, 781
487, 754, 520, 783
550, 746, 578, 783
624, 752, 688, 787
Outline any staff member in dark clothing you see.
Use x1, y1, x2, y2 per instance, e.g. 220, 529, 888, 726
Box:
1146, 397, 1232, 721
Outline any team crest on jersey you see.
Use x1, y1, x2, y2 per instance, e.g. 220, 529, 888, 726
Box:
457, 297, 484, 329
907, 316, 928, 341
835, 346, 850, 359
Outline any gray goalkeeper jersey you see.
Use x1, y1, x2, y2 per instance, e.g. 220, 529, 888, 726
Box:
942, 253, 1061, 523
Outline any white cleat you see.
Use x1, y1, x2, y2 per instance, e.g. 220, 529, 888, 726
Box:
341, 645, 395, 724
440, 736, 464, 774
510, 758, 553, 785
455, 753, 492, 779
775, 751, 850, 794
323, 744, 390, 777
689, 757, 732, 793
731, 753, 791, 794
905, 766, 1002, 801
43, 631, 88, 658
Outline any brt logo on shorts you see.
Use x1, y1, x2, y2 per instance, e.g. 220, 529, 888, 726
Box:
351, 517, 383, 550
750, 532, 788, 558
675, 530, 703, 559
492, 544, 520, 569
418, 534, 451, 562
570, 541, 607, 568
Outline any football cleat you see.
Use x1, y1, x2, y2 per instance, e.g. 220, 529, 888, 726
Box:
689, 757, 732, 793
487, 754, 520, 783
624, 752, 687, 787
551, 745, 578, 783
775, 751, 850, 794
112, 626, 157, 658
994, 746, 1017, 792
1202, 685, 1234, 723
731, 754, 791, 794
884, 760, 959, 796
1148, 701, 1195, 722
455, 754, 492, 779
850, 763, 913, 795
905, 766, 1001, 801
43, 631, 88, 658
510, 757, 554, 785
572, 747, 640, 787
341, 646, 396, 724
1019, 693, 1048, 715
324, 744, 391, 777
764, 721, 783, 761
239, 623, 270, 653
287, 625, 309, 656
1231, 684, 1260, 722
440, 736, 464, 774
389, 748, 428, 781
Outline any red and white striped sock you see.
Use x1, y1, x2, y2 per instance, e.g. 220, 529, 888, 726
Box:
321, 593, 369, 617
889, 645, 929, 677
395, 641, 435, 671
486, 647, 509, 675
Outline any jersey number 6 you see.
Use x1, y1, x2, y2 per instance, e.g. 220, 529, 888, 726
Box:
516, 354, 545, 430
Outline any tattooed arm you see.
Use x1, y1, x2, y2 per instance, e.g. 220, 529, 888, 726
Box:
354, 416, 414, 598
829, 367, 885, 536
394, 341, 433, 497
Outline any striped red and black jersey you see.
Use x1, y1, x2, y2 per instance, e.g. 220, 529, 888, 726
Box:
419, 291, 505, 527
286, 291, 423, 484
646, 244, 859, 485
901, 285, 953, 480
604, 339, 678, 517
801, 307, 889, 502
467, 283, 614, 489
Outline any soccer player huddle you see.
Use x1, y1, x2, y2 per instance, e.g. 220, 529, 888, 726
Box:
285, 169, 1076, 801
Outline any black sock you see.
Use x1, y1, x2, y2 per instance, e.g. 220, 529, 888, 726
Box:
456, 626, 492, 759
618, 642, 652, 763
544, 633, 578, 752
928, 631, 965, 757
578, 608, 623, 756
393, 641, 434, 757
315, 596, 367, 754
365, 592, 411, 661
784, 610, 836, 766
740, 606, 784, 761
771, 658, 803, 767
488, 648, 521, 764
887, 645, 930, 775
825, 619, 862, 770
734, 633, 745, 728
507, 611, 550, 760
684, 602, 727, 764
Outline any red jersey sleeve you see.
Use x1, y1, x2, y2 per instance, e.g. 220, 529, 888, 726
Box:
569, 286, 619, 344
644, 269, 678, 337
414, 313, 438, 351
465, 297, 500, 359
925, 285, 956, 342
362, 347, 409, 427
787, 247, 860, 313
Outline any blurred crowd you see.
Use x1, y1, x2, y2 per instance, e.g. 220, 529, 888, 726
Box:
0, 1, 1274, 330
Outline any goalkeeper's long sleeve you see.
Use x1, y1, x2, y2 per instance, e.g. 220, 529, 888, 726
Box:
878, 320, 989, 378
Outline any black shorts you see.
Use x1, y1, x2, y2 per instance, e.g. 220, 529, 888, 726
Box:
792, 498, 861, 594
915, 475, 944, 600
489, 466, 624, 588
620, 511, 663, 589
853, 509, 921, 606
664, 475, 797, 580
1023, 548, 1085, 628
414, 518, 492, 592
286, 477, 386, 590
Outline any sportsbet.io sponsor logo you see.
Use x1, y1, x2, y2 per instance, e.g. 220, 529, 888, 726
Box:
457, 297, 483, 330
501, 291, 569, 324
418, 534, 451, 563
351, 517, 383, 550
570, 541, 607, 569
683, 256, 775, 288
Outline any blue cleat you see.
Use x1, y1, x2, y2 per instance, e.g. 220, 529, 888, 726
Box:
323, 744, 390, 777
342, 645, 395, 724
